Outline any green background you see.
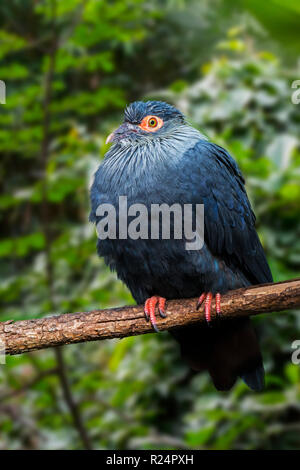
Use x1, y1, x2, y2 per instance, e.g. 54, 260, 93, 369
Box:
0, 0, 299, 450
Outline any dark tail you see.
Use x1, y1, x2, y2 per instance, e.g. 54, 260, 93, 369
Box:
171, 317, 264, 391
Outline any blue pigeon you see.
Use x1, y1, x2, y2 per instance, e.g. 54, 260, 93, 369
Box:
90, 101, 272, 391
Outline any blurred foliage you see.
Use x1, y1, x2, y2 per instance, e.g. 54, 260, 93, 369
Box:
0, 0, 299, 450
238, 0, 300, 54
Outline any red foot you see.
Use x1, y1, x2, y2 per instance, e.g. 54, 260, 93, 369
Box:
144, 296, 166, 332
196, 292, 222, 325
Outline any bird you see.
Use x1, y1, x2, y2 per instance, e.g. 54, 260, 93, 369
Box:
89, 100, 273, 391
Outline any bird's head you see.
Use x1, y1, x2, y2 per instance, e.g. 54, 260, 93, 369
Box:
106, 101, 186, 146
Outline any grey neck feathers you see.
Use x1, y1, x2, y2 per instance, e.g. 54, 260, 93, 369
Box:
100, 125, 206, 191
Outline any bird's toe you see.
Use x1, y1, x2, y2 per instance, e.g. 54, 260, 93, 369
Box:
143, 296, 166, 332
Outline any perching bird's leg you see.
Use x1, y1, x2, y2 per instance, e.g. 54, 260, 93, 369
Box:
196, 292, 222, 325
144, 296, 166, 332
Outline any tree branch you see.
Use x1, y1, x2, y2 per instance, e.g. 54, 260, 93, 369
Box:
54, 347, 92, 450
1, 278, 299, 356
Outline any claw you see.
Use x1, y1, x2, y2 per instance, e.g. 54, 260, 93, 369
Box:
158, 297, 166, 318
196, 292, 222, 326
143, 296, 167, 332
144, 298, 150, 321
196, 293, 206, 310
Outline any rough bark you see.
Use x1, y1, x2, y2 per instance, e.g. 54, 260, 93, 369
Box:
1, 278, 299, 356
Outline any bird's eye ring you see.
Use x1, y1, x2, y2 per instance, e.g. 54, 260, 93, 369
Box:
139, 115, 163, 132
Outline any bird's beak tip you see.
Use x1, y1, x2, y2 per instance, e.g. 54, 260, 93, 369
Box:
105, 132, 114, 145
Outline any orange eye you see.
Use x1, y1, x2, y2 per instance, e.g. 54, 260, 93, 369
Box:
139, 115, 163, 132
148, 117, 158, 127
